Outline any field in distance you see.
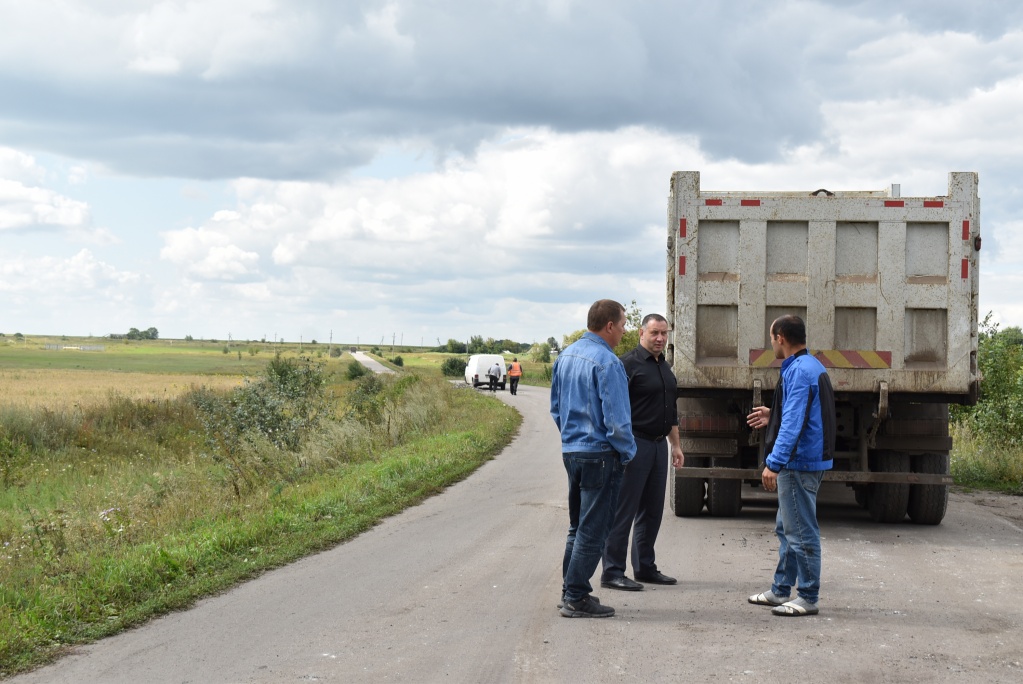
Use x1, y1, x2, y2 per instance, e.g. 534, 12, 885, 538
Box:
0, 335, 341, 408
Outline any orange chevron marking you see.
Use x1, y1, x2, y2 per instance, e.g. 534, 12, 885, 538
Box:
747, 349, 892, 369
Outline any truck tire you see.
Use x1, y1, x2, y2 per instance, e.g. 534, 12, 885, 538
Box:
706, 458, 742, 517
908, 452, 949, 525
670, 456, 706, 517
868, 452, 910, 523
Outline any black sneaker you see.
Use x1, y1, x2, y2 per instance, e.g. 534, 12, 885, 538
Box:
557, 594, 600, 609
560, 596, 615, 618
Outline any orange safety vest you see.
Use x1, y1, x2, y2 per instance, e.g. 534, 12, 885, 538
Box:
508, 362, 522, 377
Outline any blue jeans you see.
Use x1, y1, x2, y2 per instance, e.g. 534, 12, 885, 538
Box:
772, 469, 825, 603
562, 452, 624, 603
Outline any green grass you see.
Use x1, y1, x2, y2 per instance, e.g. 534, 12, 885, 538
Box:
951, 422, 1023, 495
0, 373, 520, 676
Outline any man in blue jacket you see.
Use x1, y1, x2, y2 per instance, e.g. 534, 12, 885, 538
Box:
746, 315, 835, 616
551, 299, 637, 618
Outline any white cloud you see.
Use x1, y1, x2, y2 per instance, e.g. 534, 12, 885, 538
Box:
0, 179, 91, 231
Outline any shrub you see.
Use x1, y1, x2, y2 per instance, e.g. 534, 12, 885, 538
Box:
441, 357, 465, 377
390, 356, 404, 367
952, 314, 1023, 445
346, 360, 370, 380
329, 347, 342, 358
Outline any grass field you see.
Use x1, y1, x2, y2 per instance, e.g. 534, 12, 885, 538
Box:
0, 338, 521, 675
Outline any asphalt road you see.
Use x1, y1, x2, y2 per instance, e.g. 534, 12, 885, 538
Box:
13, 384, 1023, 683
351, 351, 395, 374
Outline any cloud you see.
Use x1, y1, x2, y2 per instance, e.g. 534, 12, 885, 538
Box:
2, 2, 1023, 341
0, 179, 91, 231
0, 249, 143, 335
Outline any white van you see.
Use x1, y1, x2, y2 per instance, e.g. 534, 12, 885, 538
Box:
464, 354, 506, 389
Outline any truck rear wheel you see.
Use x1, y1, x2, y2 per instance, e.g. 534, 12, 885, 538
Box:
908, 453, 949, 525
868, 452, 910, 523
670, 457, 706, 517
706, 458, 742, 517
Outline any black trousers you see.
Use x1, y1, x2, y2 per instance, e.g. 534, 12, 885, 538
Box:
509, 376, 519, 394
487, 375, 498, 391
601, 435, 668, 580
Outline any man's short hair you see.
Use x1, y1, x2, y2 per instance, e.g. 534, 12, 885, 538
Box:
771, 314, 807, 346
587, 299, 626, 332
641, 313, 668, 329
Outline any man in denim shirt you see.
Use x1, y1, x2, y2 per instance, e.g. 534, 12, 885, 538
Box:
551, 299, 637, 618
746, 315, 835, 617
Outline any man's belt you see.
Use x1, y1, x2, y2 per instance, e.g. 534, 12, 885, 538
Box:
633, 430, 666, 443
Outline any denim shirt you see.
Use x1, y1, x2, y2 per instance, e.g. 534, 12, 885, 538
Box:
550, 332, 636, 464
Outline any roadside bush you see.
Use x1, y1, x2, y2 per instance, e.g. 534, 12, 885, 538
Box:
346, 359, 370, 380
329, 347, 342, 358
441, 357, 465, 377
189, 355, 330, 494
390, 356, 404, 367
951, 314, 1023, 445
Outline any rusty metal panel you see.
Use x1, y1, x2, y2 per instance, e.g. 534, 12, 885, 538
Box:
678, 438, 737, 454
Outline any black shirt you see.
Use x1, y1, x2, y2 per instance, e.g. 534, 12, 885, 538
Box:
621, 345, 679, 439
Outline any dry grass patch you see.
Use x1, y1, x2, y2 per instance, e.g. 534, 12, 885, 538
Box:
0, 369, 244, 409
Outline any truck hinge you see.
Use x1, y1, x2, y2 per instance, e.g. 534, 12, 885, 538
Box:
748, 379, 763, 447
867, 381, 889, 448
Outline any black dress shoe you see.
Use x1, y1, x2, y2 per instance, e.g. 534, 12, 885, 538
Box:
600, 576, 644, 591
635, 570, 677, 585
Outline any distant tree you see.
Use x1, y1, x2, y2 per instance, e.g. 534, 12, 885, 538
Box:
1000, 326, 1023, 346
468, 335, 485, 354
222, 345, 230, 354
547, 336, 560, 352
529, 342, 551, 363
145, 327, 159, 340
445, 339, 468, 354
185, 335, 194, 341
13, 333, 24, 341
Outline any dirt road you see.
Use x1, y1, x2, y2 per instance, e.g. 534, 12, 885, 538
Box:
13, 385, 1023, 683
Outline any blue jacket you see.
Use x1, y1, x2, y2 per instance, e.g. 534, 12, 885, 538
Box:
764, 349, 835, 473
550, 332, 636, 464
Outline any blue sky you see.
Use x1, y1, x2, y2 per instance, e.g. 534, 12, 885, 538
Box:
2, 0, 1022, 345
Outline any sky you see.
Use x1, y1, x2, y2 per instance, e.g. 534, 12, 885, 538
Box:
2, 0, 1023, 347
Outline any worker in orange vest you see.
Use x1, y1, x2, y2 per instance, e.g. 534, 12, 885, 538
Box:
507, 357, 523, 395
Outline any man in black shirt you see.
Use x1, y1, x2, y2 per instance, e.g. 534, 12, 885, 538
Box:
601, 313, 685, 591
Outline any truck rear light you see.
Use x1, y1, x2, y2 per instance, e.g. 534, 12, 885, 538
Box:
679, 218, 687, 237
679, 256, 686, 275
884, 200, 905, 207
962, 259, 969, 279
962, 220, 970, 240
924, 200, 943, 207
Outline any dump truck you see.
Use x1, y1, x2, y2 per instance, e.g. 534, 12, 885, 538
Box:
666, 171, 980, 525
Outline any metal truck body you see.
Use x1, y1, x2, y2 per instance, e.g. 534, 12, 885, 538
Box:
666, 171, 980, 524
